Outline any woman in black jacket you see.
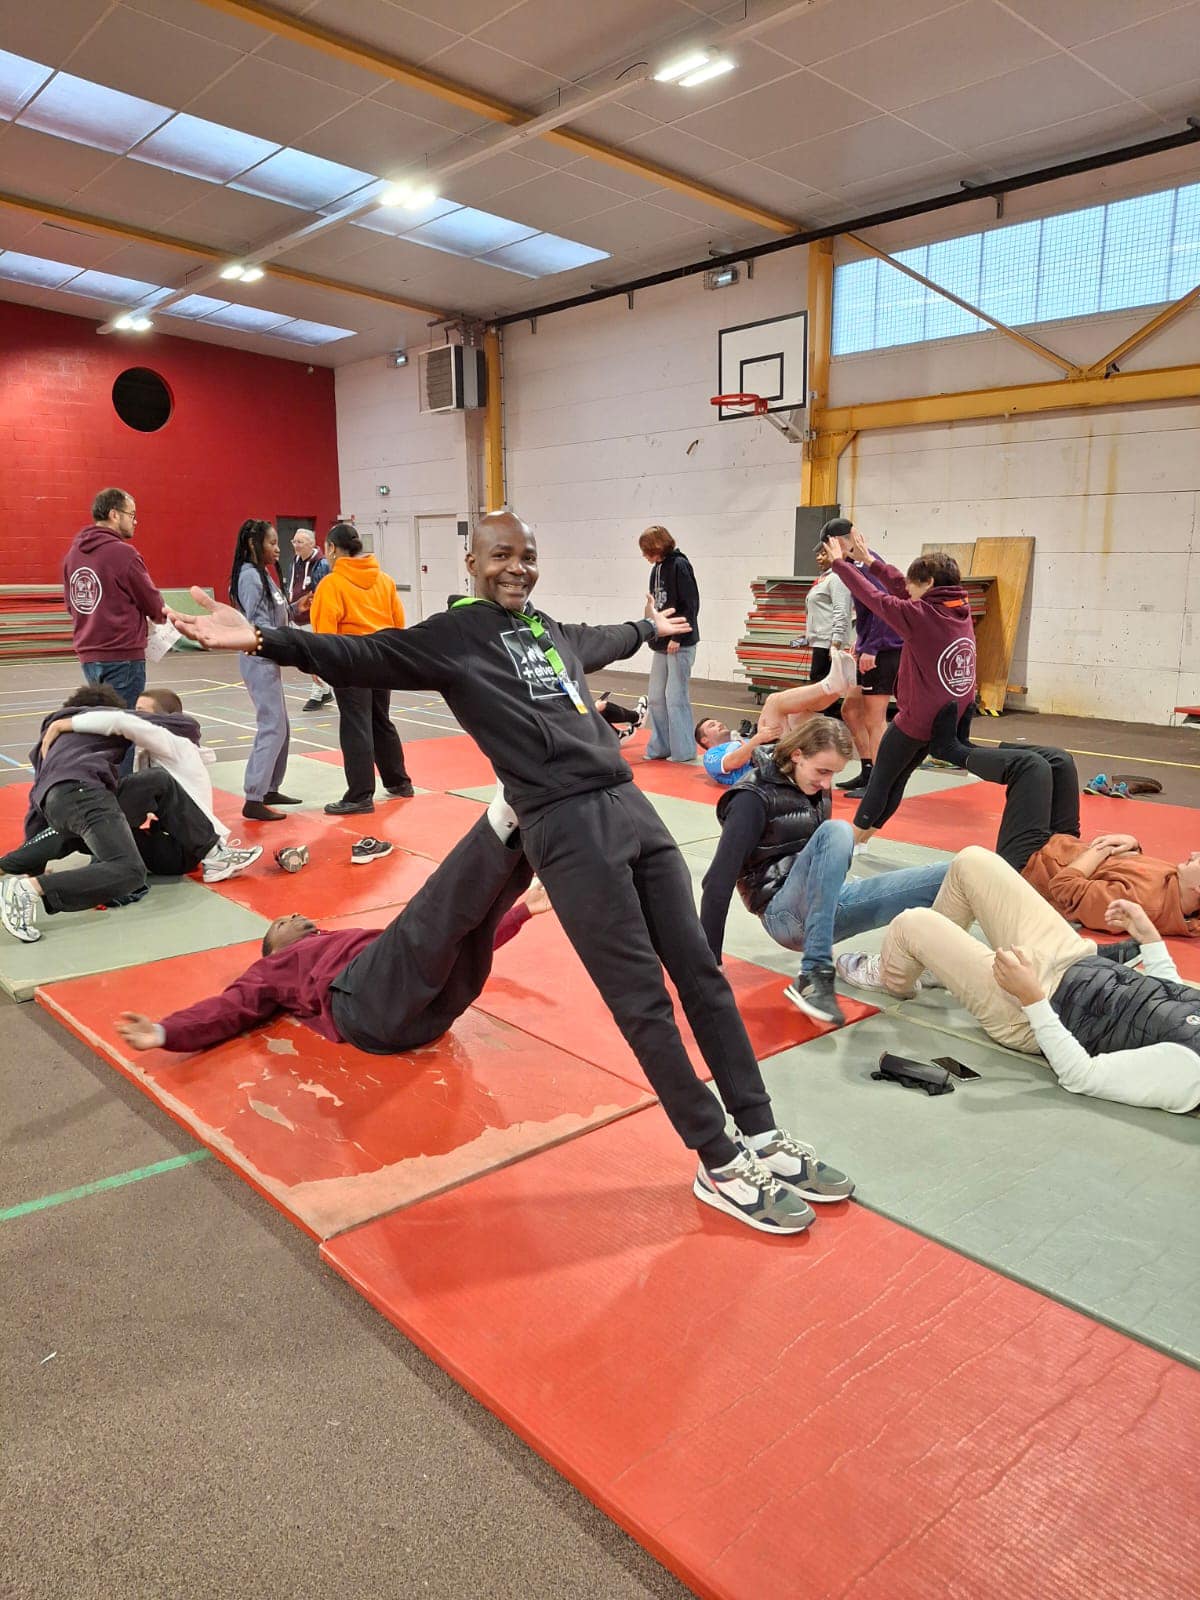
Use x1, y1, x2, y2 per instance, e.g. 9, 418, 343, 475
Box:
640, 524, 700, 762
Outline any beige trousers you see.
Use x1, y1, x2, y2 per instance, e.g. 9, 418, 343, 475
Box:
880, 846, 1096, 1052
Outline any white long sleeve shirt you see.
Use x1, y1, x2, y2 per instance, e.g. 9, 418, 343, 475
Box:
68, 710, 226, 842
1025, 942, 1200, 1113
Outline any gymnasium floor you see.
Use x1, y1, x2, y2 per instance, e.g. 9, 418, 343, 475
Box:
2, 654, 1198, 1600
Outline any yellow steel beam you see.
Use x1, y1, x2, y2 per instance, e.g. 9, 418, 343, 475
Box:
800, 237, 835, 506
845, 232, 1081, 377
191, 0, 800, 236
803, 429, 855, 506
0, 190, 451, 317
483, 327, 505, 512
819, 363, 1200, 434
1080, 282, 1200, 378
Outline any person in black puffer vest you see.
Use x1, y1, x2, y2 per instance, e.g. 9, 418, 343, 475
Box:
700, 717, 950, 1029
836, 845, 1200, 1114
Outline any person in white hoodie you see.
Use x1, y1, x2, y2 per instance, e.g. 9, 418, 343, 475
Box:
20, 689, 261, 885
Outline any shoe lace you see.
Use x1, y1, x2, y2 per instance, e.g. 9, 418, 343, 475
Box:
765, 1131, 817, 1165
731, 1149, 787, 1201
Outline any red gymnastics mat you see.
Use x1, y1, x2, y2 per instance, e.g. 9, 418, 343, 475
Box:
210, 837, 437, 921
213, 785, 484, 867
306, 735, 497, 795
37, 936, 652, 1240
323, 1108, 1200, 1600
477, 909, 876, 1090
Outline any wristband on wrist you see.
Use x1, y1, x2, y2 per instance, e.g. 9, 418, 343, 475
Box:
243, 626, 264, 656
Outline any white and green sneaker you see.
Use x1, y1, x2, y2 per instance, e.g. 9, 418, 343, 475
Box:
694, 1148, 815, 1234
0, 875, 41, 942
746, 1128, 854, 1203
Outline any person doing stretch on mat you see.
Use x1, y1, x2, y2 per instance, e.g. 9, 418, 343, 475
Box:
116, 801, 548, 1056
829, 525, 976, 847
820, 518, 903, 800
169, 511, 856, 1237
835, 847, 1200, 1115
928, 705, 1200, 940
699, 716, 948, 1027
694, 653, 858, 787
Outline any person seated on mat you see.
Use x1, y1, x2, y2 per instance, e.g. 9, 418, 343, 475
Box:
695, 655, 858, 787
595, 690, 648, 742
700, 716, 949, 1028
928, 705, 1200, 940
834, 847, 1200, 1115
115, 796, 547, 1056
167, 510, 854, 1238
29, 687, 261, 885
827, 524, 977, 847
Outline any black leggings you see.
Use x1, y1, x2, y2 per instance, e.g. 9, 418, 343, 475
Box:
973, 742, 1080, 872
853, 705, 973, 832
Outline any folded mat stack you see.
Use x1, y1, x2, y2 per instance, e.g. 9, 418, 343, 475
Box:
0, 584, 73, 660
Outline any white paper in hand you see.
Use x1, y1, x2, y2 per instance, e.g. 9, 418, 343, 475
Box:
146, 620, 180, 664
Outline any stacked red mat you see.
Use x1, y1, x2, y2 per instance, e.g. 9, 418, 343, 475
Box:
0, 584, 73, 660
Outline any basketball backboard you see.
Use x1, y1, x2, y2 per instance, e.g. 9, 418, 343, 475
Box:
716, 311, 808, 422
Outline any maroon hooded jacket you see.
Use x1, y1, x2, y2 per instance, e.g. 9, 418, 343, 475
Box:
63, 524, 165, 663
833, 556, 977, 739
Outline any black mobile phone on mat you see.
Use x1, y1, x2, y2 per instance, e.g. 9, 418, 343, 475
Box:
935, 1056, 981, 1081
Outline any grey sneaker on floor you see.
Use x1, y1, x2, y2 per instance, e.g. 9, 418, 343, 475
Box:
202, 840, 265, 883
751, 1129, 855, 1203
351, 836, 394, 865
693, 1148, 815, 1234
783, 966, 847, 1026
0, 875, 41, 942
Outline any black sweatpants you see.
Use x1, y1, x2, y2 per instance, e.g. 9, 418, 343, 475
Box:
334, 685, 410, 804
977, 742, 1080, 872
330, 813, 531, 1055
521, 782, 773, 1168
37, 782, 145, 914
854, 705, 973, 832
118, 768, 220, 875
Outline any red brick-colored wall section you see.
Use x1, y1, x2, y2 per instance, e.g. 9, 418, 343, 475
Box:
0, 299, 340, 593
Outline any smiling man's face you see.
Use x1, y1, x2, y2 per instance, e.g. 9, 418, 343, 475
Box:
467, 513, 539, 611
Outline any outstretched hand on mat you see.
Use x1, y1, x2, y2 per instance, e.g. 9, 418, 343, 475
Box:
116, 1011, 162, 1050
1104, 898, 1159, 944
167, 588, 257, 652
992, 947, 1044, 1006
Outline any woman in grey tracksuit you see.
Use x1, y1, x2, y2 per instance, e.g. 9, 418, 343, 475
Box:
231, 519, 294, 822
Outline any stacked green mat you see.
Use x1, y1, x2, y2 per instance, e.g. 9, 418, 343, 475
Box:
0, 585, 73, 659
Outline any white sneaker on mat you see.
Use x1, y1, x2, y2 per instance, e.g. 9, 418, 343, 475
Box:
202, 840, 264, 883
0, 875, 41, 942
835, 950, 919, 998
694, 1148, 815, 1234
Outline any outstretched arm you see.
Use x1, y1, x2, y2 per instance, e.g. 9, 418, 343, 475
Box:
558, 593, 686, 673
117, 969, 283, 1053
830, 557, 917, 637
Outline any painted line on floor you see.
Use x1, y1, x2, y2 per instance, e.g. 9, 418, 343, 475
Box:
0, 1151, 212, 1223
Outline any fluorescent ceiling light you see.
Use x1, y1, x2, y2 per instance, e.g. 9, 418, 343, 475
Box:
678, 56, 735, 87
240, 265, 265, 283
219, 263, 246, 280
0, 47, 51, 119
481, 232, 610, 279
232, 147, 376, 211
405, 207, 539, 259
114, 312, 153, 332
653, 50, 710, 83
17, 71, 170, 155
0, 249, 80, 287
133, 112, 279, 184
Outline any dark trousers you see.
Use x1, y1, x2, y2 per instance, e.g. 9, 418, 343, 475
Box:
807, 645, 832, 683
330, 813, 531, 1054
334, 685, 410, 803
36, 782, 145, 914
81, 660, 146, 776
971, 742, 1080, 872
598, 697, 638, 731
118, 768, 219, 875
854, 705, 973, 831
522, 783, 773, 1168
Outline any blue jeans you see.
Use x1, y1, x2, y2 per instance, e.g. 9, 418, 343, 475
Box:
761, 819, 949, 975
82, 659, 146, 708
645, 645, 697, 761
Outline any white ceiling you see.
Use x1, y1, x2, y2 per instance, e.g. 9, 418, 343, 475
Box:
0, 0, 1197, 365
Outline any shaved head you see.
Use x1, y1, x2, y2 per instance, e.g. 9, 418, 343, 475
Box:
467, 511, 539, 610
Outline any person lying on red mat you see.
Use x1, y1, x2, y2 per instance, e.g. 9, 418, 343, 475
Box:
117, 797, 549, 1057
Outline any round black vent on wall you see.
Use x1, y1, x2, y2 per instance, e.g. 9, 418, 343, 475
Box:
112, 368, 172, 433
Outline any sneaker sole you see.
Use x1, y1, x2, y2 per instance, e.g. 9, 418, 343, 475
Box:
692, 1176, 813, 1234
0, 911, 40, 943
350, 854, 392, 865
782, 983, 846, 1028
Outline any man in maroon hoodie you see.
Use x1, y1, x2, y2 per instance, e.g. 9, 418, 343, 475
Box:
64, 488, 166, 711
115, 798, 549, 1058
830, 527, 976, 844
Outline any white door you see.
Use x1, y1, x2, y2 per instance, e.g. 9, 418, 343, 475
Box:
416, 514, 467, 621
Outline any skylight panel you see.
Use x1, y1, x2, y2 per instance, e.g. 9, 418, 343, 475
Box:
266, 319, 356, 345
0, 48, 51, 120
64, 270, 169, 304
167, 293, 232, 319
353, 196, 462, 236
405, 206, 540, 258
199, 303, 295, 332
232, 148, 376, 211
480, 232, 610, 278
17, 71, 171, 155
0, 250, 81, 288
132, 113, 280, 184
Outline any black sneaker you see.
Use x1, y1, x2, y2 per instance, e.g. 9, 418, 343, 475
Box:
385, 782, 415, 798
783, 967, 847, 1027
301, 697, 324, 712
836, 766, 870, 791
351, 837, 394, 865
841, 781, 869, 799
324, 799, 374, 815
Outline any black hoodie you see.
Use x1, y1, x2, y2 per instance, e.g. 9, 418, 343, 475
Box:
647, 548, 700, 652
258, 603, 654, 820
24, 709, 202, 834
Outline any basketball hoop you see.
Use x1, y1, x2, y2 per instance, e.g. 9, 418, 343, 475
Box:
710, 391, 805, 444
711, 392, 769, 415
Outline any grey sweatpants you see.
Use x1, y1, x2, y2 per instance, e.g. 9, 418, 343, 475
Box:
238, 652, 290, 801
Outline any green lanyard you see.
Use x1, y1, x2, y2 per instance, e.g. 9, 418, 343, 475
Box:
452, 596, 587, 711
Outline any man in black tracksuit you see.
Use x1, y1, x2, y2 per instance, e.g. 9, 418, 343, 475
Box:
170, 513, 855, 1236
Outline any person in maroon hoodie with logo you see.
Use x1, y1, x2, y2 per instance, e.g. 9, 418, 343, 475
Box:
829, 527, 976, 845
64, 488, 166, 711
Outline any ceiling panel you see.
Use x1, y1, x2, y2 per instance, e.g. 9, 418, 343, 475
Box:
1000, 0, 1194, 47
903, 55, 1127, 148
763, 0, 963, 67
0, 121, 117, 197
116, 0, 271, 52
708, 160, 830, 217
59, 7, 243, 107
372, 80, 490, 136
299, 99, 455, 173
395, 0, 529, 32
16, 220, 125, 268
164, 187, 304, 250
491, 168, 634, 229
673, 69, 877, 159
470, 0, 698, 79
419, 37, 569, 104
185, 57, 361, 146
553, 156, 666, 201
71, 161, 216, 230
623, 41, 801, 126
0, 0, 113, 71
568, 198, 712, 253
622, 122, 737, 179
972, 103, 1169, 170
1072, 3, 1200, 96
762, 117, 957, 190
435, 149, 564, 207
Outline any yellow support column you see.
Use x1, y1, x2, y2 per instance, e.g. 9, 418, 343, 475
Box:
801, 238, 838, 507
483, 327, 505, 513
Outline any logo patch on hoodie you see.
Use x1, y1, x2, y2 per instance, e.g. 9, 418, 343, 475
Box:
500, 624, 562, 700
937, 636, 976, 697
69, 567, 103, 615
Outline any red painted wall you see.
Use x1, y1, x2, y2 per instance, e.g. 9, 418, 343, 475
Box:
0, 299, 340, 595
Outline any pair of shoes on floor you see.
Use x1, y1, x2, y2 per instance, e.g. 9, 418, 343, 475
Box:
351, 837, 393, 865
301, 692, 334, 712
694, 1130, 854, 1234
202, 840, 264, 883
1085, 773, 1129, 798
0, 875, 41, 942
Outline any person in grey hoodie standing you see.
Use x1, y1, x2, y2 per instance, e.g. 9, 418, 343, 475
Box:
63, 487, 166, 710
640, 524, 700, 763
230, 520, 298, 823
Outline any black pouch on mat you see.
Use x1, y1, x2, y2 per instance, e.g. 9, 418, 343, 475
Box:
871, 1052, 955, 1096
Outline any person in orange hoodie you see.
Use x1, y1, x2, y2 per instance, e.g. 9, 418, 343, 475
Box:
311, 522, 412, 816
928, 705, 1200, 939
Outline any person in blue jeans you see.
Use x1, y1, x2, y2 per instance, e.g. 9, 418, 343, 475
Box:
699, 716, 948, 1026
640, 524, 700, 762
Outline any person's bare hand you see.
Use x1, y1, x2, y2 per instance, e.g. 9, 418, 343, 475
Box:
1104, 897, 1158, 944
646, 597, 689, 637
1090, 833, 1139, 855
858, 652, 877, 674
116, 1011, 162, 1051
40, 719, 73, 759
521, 879, 552, 917
666, 639, 680, 655
845, 527, 871, 563
992, 947, 1045, 1006
167, 588, 257, 652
